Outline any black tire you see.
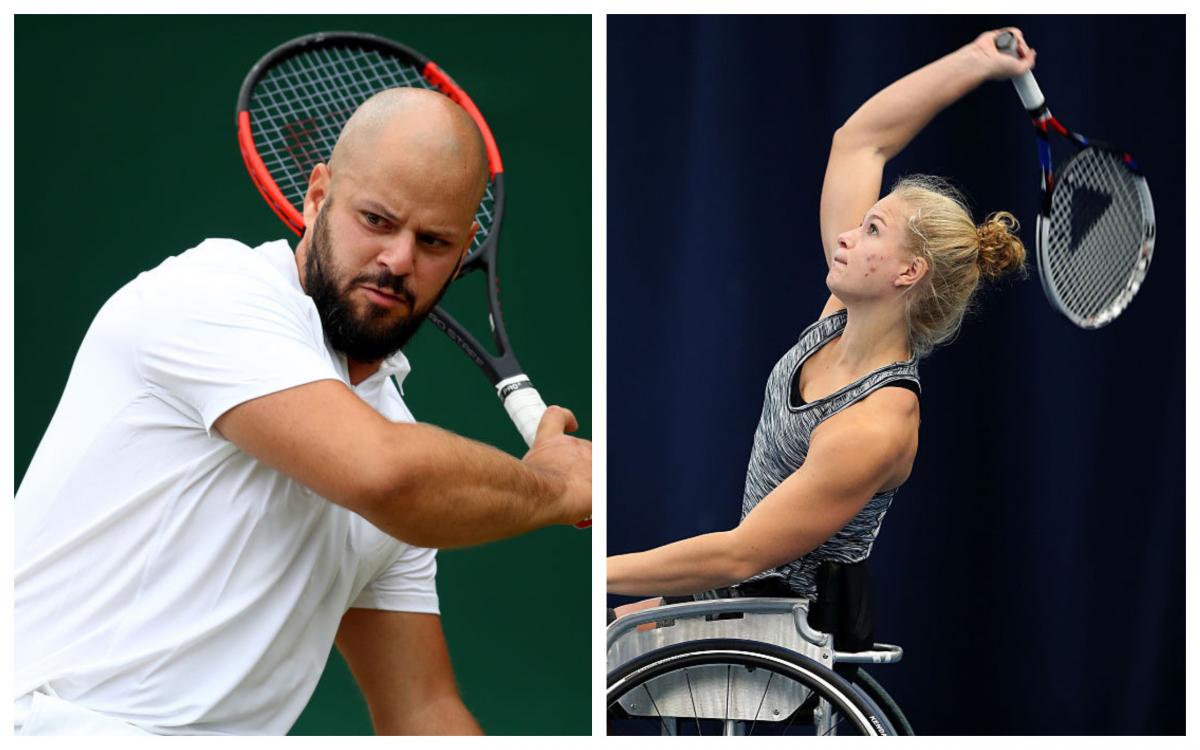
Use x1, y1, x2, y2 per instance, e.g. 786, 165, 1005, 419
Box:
844, 666, 915, 735
607, 638, 892, 736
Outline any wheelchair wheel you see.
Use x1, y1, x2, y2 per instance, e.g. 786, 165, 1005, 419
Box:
842, 666, 915, 735
607, 638, 892, 736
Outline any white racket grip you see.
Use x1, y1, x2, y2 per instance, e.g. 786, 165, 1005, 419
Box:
497, 375, 590, 529
1009, 70, 1045, 112
496, 375, 547, 448
994, 31, 1045, 112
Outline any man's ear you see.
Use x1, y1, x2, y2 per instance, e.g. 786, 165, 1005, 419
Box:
301, 163, 331, 228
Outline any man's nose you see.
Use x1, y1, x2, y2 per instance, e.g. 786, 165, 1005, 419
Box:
377, 233, 416, 276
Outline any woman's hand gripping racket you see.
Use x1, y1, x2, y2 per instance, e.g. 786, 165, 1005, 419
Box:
995, 30, 1155, 329
236, 32, 589, 527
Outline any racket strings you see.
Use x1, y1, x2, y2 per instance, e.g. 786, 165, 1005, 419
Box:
251, 48, 424, 198
247, 44, 496, 252
1044, 148, 1153, 324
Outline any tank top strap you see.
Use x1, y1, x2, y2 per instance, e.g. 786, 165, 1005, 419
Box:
795, 308, 849, 358
814, 357, 921, 423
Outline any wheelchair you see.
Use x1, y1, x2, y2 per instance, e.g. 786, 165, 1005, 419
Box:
607, 562, 913, 736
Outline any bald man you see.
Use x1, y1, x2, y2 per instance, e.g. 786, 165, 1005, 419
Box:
14, 89, 590, 736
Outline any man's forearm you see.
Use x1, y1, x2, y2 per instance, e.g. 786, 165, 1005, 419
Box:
607, 531, 750, 597
214, 381, 588, 545
360, 422, 570, 548
375, 694, 483, 736
839, 44, 989, 160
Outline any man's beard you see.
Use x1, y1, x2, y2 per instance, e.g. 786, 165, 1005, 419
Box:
304, 202, 455, 363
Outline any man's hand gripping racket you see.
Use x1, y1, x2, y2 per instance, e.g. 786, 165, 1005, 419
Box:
236, 32, 589, 527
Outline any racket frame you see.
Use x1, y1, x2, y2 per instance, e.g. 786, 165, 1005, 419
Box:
995, 31, 1155, 329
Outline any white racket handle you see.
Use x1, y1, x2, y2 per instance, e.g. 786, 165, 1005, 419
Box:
994, 31, 1045, 112
496, 375, 591, 529
497, 375, 548, 448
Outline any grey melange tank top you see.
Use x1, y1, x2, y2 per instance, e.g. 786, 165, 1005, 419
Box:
740, 308, 920, 599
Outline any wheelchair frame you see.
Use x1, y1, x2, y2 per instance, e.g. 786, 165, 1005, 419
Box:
606, 597, 908, 735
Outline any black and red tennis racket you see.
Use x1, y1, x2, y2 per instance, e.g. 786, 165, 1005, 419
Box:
235, 31, 551, 448
995, 31, 1155, 329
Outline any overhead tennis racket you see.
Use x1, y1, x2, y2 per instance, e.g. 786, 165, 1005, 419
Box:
995, 31, 1155, 329
235, 31, 550, 447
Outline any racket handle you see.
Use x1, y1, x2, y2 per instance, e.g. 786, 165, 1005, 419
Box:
497, 375, 547, 448
994, 30, 1045, 112
496, 375, 591, 530
496, 372, 590, 525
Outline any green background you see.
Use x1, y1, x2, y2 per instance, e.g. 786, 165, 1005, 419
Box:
14, 15, 591, 735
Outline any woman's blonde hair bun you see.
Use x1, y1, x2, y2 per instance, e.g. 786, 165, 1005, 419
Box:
890, 175, 1028, 358
975, 211, 1027, 279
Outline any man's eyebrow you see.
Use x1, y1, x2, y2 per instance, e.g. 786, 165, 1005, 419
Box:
360, 200, 400, 223
358, 199, 461, 239
416, 218, 470, 240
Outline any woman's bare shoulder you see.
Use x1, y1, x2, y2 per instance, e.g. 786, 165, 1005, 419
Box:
813, 387, 920, 469
804, 390, 919, 494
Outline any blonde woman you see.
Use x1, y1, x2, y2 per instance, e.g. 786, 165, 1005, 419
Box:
608, 29, 1034, 609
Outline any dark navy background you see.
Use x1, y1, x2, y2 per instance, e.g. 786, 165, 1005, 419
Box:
607, 15, 1184, 734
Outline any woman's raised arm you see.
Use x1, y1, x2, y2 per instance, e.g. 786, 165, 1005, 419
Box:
818, 29, 1036, 270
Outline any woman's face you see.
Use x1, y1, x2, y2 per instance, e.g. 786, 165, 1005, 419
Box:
826, 192, 922, 303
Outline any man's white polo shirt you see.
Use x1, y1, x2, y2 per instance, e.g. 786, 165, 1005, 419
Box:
15, 238, 439, 735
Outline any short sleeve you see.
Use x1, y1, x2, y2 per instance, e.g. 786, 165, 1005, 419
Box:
134, 245, 342, 432
351, 544, 440, 614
